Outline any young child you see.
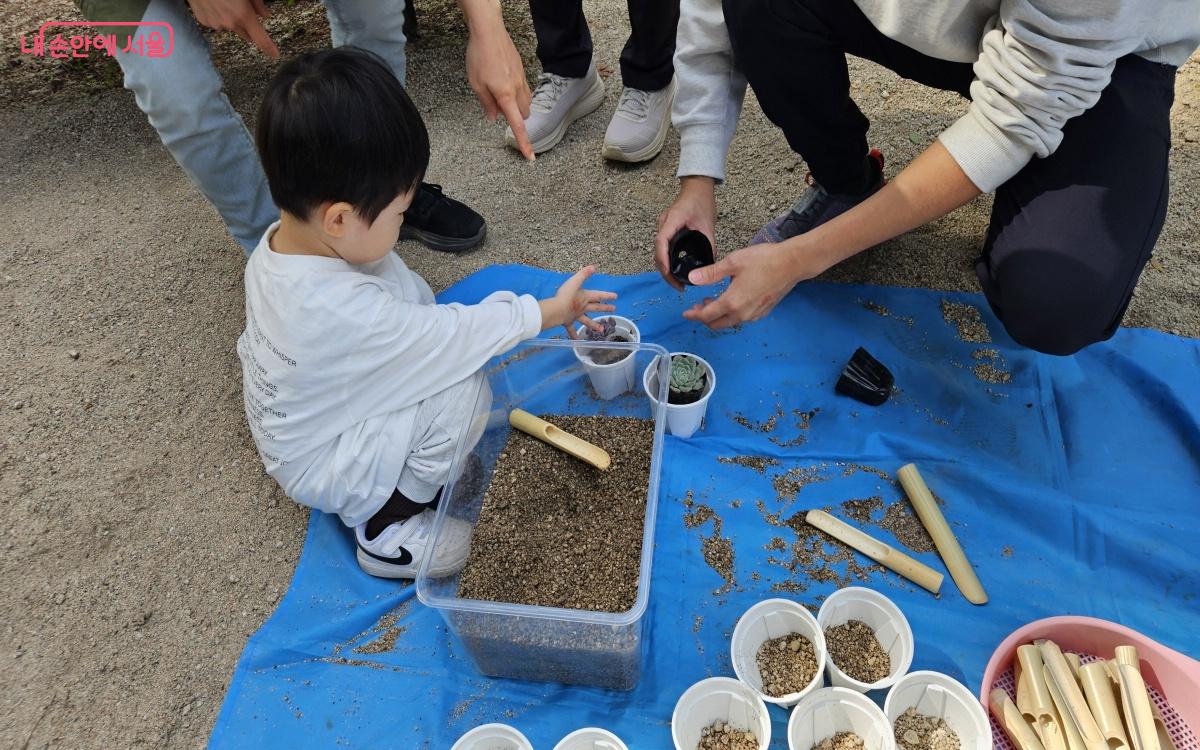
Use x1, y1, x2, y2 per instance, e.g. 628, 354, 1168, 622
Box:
238, 48, 616, 579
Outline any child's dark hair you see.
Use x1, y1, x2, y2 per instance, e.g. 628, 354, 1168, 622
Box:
256, 47, 430, 225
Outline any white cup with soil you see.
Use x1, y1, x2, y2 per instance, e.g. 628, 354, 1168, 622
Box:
553, 727, 629, 750
642, 352, 716, 438
574, 315, 641, 400
731, 598, 827, 708
672, 676, 771, 750
816, 587, 913, 693
451, 723, 534, 750
884, 671, 991, 750
787, 687, 897, 750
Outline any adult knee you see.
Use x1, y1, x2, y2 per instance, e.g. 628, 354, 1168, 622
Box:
980, 249, 1125, 357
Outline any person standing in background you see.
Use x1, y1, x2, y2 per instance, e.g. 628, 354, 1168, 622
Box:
505, 0, 680, 162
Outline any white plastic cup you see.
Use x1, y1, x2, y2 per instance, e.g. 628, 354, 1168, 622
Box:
642, 352, 716, 438
788, 687, 896, 750
816, 587, 913, 693
574, 315, 641, 400
884, 671, 992, 750
553, 727, 630, 750
671, 676, 772, 750
731, 598, 828, 708
451, 723, 534, 750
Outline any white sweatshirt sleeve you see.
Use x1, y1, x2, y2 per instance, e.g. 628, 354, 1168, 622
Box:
348, 288, 542, 420
672, 0, 748, 183
938, 0, 1161, 192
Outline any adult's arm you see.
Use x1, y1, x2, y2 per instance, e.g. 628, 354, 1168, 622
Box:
459, 0, 534, 160
684, 142, 979, 328
653, 0, 747, 288
685, 0, 1162, 328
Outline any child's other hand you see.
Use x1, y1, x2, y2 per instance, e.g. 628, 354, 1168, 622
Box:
540, 266, 618, 337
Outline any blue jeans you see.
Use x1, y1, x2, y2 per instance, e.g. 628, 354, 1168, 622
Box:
115, 0, 409, 254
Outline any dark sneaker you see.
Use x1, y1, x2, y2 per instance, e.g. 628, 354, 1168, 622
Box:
399, 182, 486, 253
751, 149, 885, 245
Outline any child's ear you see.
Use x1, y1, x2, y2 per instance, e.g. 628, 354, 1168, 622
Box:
321, 201, 356, 238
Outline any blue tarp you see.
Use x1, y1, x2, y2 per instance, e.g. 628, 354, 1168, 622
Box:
209, 266, 1200, 750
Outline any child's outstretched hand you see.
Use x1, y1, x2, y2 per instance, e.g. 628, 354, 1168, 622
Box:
539, 266, 618, 338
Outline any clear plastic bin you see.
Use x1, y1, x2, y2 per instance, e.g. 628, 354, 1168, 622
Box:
415, 337, 670, 691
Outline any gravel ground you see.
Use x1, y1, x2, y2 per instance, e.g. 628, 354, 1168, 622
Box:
0, 1, 1196, 747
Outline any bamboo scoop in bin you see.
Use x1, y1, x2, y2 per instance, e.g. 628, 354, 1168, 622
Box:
508, 409, 611, 470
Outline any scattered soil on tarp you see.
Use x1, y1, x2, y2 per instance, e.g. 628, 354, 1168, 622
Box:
734, 405, 784, 433
770, 408, 821, 447
940, 300, 992, 343
878, 501, 936, 553
719, 455, 781, 473
971, 348, 1012, 384
860, 299, 916, 327
684, 493, 737, 593
825, 620, 891, 683
757, 501, 886, 592
457, 415, 653, 612
813, 733, 866, 750
842, 496, 885, 524
324, 597, 413, 660
698, 721, 760, 750
756, 633, 819, 696
894, 707, 961, 750
773, 464, 834, 501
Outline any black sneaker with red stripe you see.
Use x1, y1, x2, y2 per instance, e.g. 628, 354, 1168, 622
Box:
750, 149, 885, 245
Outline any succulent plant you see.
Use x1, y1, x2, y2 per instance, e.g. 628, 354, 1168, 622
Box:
669, 354, 707, 394
585, 318, 617, 342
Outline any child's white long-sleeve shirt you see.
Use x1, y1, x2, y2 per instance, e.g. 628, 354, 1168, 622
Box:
236, 224, 541, 525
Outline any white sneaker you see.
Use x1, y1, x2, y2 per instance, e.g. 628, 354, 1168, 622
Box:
506, 64, 606, 155
602, 79, 676, 163
354, 510, 472, 579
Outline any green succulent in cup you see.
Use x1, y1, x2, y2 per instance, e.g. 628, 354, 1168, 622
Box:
669, 354, 707, 396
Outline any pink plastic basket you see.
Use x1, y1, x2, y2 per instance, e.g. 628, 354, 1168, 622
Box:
980, 616, 1199, 750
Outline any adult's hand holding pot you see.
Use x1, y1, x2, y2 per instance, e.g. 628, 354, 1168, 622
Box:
682, 240, 822, 330
655, 177, 717, 291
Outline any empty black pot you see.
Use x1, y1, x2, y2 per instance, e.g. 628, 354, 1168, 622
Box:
668, 229, 715, 286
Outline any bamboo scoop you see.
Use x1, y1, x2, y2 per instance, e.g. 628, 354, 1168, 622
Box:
896, 463, 988, 604
508, 409, 611, 470
1018, 645, 1068, 750
1039, 641, 1108, 750
1115, 646, 1161, 750
804, 510, 944, 593
992, 689, 1049, 750
1044, 664, 1088, 750
1079, 662, 1129, 750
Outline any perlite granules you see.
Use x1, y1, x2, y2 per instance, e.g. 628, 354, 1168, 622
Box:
812, 732, 866, 750
824, 619, 891, 683
755, 633, 818, 696
697, 720, 759, 750
894, 707, 961, 750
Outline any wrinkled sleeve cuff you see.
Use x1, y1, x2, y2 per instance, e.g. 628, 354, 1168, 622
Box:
677, 123, 731, 183
517, 293, 542, 339
938, 108, 1037, 193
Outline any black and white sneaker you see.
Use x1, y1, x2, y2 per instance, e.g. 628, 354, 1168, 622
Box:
354, 509, 471, 579
399, 182, 487, 253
